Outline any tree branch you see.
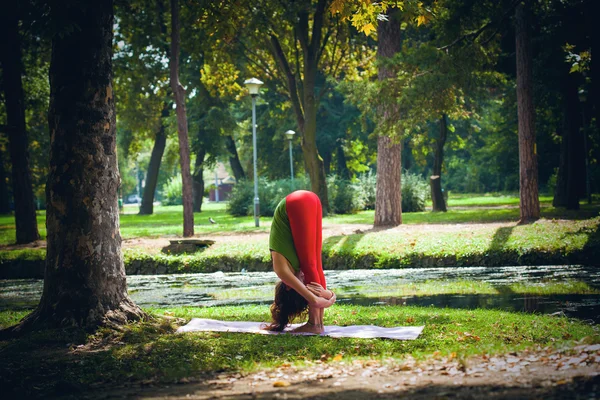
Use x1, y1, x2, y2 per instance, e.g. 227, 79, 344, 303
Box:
268, 34, 305, 130
438, 0, 521, 51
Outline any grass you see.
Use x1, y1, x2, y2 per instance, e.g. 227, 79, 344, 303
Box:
2, 216, 599, 275
1, 304, 598, 397
1, 195, 599, 246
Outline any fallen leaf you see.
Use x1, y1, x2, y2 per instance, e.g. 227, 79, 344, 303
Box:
333, 354, 343, 362
406, 317, 415, 324
273, 381, 291, 387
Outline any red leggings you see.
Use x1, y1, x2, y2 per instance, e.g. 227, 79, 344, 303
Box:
286, 190, 326, 289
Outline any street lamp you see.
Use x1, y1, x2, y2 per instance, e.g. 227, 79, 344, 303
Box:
244, 78, 263, 227
578, 88, 591, 204
285, 130, 295, 188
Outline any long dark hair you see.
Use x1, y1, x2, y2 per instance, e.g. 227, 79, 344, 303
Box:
265, 281, 309, 331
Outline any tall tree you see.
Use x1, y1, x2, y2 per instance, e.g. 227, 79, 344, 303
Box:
139, 105, 169, 215
0, 1, 40, 243
265, 0, 331, 212
431, 115, 448, 212
169, 0, 194, 236
374, 9, 403, 226
0, 143, 10, 213
515, 2, 539, 222
5, 0, 145, 333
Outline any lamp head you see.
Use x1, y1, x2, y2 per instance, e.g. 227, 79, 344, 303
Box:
244, 78, 264, 96
285, 130, 295, 141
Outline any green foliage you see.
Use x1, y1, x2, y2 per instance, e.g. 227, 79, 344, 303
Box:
354, 171, 377, 210
401, 171, 430, 212
326, 175, 364, 214
227, 178, 311, 217
161, 174, 183, 206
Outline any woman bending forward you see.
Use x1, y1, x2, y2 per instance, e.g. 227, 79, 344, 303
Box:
266, 190, 336, 334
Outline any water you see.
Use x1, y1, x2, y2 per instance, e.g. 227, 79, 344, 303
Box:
1, 265, 599, 323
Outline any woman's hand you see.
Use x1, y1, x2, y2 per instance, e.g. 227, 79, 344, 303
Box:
307, 282, 334, 300
310, 292, 336, 308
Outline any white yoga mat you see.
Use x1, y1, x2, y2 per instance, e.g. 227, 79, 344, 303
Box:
177, 318, 424, 340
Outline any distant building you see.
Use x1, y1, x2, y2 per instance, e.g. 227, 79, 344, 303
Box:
209, 162, 236, 201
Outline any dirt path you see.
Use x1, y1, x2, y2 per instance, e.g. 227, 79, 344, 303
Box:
80, 344, 600, 399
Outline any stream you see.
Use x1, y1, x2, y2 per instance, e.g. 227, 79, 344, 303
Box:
1, 265, 599, 323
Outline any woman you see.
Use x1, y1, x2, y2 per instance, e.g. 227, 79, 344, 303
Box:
266, 190, 336, 334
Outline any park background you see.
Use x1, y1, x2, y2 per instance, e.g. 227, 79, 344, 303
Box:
1, 0, 599, 398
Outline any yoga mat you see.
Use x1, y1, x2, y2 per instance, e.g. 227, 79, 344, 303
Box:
177, 318, 424, 340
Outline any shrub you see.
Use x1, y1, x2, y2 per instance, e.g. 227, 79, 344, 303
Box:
227, 177, 310, 217
327, 175, 364, 214
401, 170, 430, 212
161, 174, 183, 206
355, 171, 377, 210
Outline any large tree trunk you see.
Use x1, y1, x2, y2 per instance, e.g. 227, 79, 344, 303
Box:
430, 114, 448, 212
139, 105, 168, 215
192, 148, 206, 212
515, 3, 540, 223
3, 0, 145, 335
225, 135, 245, 181
170, 0, 194, 237
0, 148, 10, 214
0, 2, 40, 243
374, 9, 402, 227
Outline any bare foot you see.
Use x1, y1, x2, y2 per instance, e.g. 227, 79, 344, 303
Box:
291, 322, 324, 335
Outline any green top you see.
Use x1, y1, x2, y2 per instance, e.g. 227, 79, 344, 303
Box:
269, 198, 300, 272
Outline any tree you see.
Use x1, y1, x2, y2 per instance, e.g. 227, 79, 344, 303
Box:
431, 115, 448, 211
374, 9, 403, 226
4, 0, 145, 334
114, 0, 173, 216
515, 2, 539, 222
169, 0, 194, 236
0, 0, 40, 243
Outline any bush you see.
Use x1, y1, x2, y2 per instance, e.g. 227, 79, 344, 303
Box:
355, 171, 377, 210
227, 177, 310, 217
402, 170, 430, 212
327, 175, 364, 214
161, 174, 183, 206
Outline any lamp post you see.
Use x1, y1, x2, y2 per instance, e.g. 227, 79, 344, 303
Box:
578, 89, 591, 204
244, 78, 263, 227
285, 130, 295, 189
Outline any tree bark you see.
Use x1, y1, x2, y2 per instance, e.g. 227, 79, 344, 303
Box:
225, 135, 245, 181
430, 115, 448, 212
374, 9, 402, 227
0, 2, 40, 243
0, 147, 11, 213
192, 148, 206, 212
515, 3, 540, 223
170, 0, 194, 237
139, 105, 169, 215
2, 0, 146, 335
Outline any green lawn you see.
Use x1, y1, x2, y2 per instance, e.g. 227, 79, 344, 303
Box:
0, 304, 597, 398
1, 195, 599, 245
